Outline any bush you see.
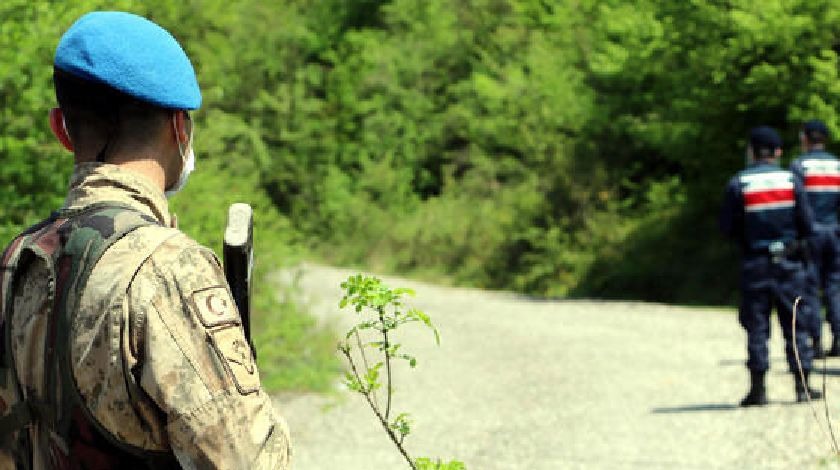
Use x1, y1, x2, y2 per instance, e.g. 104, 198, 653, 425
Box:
7, 0, 840, 313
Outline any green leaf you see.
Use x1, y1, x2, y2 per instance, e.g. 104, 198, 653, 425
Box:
364, 362, 383, 390
343, 372, 364, 393
393, 287, 415, 297
399, 354, 417, 368
415, 458, 467, 470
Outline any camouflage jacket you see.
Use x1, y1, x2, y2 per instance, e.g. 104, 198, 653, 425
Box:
0, 163, 291, 469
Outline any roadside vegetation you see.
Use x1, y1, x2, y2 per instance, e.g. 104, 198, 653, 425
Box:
337, 274, 463, 469
4, 1, 840, 390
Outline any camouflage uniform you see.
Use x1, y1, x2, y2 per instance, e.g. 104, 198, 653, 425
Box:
0, 163, 291, 469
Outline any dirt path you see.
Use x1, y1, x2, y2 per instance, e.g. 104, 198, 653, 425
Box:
272, 263, 840, 469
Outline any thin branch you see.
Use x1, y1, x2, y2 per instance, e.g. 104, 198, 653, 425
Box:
792, 297, 839, 453
380, 307, 393, 420
342, 347, 365, 394
821, 333, 839, 453
355, 329, 379, 409
341, 347, 416, 470
361, 384, 416, 470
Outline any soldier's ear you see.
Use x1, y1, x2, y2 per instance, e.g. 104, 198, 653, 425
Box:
171, 111, 191, 147
745, 146, 755, 164
49, 108, 74, 152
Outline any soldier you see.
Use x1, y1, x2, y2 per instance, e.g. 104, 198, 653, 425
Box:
720, 126, 822, 406
0, 11, 291, 468
790, 120, 840, 358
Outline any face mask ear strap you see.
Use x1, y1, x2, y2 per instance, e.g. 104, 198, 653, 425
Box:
172, 115, 184, 158
49, 108, 75, 152
172, 111, 193, 157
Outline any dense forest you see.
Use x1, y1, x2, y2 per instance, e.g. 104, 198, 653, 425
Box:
4, 0, 840, 305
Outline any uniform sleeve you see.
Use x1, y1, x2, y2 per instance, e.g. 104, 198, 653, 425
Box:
134, 240, 291, 469
793, 176, 815, 238
789, 159, 805, 183
719, 177, 744, 244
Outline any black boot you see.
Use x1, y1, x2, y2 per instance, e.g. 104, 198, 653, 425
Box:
814, 337, 826, 360
795, 371, 824, 402
740, 370, 768, 407
828, 337, 840, 357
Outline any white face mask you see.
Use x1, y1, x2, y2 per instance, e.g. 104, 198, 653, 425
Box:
165, 116, 195, 198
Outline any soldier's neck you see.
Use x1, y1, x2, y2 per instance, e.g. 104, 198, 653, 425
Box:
73, 140, 168, 192
73, 155, 166, 192
112, 159, 166, 191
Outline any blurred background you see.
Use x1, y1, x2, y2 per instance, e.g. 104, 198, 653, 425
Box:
3, 0, 840, 394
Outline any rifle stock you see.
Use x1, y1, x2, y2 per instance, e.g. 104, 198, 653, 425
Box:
223, 203, 256, 359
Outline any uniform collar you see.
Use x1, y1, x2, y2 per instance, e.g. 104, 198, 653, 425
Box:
803, 148, 830, 157
747, 160, 780, 170
63, 162, 173, 227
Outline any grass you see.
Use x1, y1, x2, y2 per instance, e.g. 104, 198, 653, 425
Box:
251, 265, 340, 392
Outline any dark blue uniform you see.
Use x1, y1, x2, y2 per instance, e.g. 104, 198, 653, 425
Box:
790, 150, 840, 342
720, 162, 815, 373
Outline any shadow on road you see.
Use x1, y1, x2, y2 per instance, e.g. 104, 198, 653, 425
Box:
652, 400, 813, 413
651, 403, 738, 414
718, 357, 790, 366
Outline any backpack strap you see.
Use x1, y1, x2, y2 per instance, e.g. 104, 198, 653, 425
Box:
50, 206, 159, 438
0, 203, 172, 467
68, 223, 183, 468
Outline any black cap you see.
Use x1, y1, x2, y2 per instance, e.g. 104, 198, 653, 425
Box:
749, 126, 782, 152
803, 119, 830, 141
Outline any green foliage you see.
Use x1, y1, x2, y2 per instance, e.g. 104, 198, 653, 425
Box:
338, 275, 461, 469
252, 276, 340, 392
275, 0, 840, 304
0, 1, 85, 243
257, 0, 605, 298
416, 458, 467, 470
7, 0, 840, 310
567, 0, 840, 302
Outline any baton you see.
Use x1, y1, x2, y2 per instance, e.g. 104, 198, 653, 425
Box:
223, 203, 256, 359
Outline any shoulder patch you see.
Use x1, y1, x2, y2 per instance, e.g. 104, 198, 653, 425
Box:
209, 325, 260, 395
191, 286, 240, 328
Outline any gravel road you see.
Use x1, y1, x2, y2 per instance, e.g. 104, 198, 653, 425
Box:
272, 263, 840, 469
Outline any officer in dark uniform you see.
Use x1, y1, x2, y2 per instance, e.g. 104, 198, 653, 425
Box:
720, 126, 822, 406
789, 120, 840, 357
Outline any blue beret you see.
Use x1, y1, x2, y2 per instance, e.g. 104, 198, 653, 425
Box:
749, 126, 782, 150
55, 11, 201, 110
803, 119, 830, 140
